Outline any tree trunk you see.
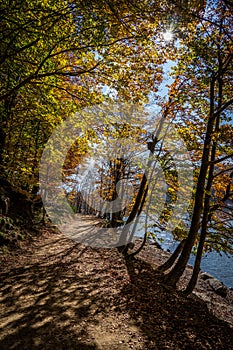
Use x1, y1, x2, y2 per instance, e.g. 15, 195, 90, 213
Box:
164, 78, 217, 287
185, 50, 223, 295
156, 239, 187, 273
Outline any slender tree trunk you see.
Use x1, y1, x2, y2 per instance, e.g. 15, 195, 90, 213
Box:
185, 49, 223, 295
164, 78, 217, 287
156, 239, 187, 273
125, 184, 149, 256
118, 114, 168, 250
111, 158, 125, 227
0, 96, 14, 178
117, 116, 167, 249
118, 144, 158, 249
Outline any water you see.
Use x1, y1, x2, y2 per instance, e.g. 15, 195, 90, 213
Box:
136, 227, 233, 288
189, 251, 233, 288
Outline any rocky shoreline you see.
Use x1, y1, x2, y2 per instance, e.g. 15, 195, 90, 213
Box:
199, 272, 229, 298
147, 238, 231, 297
130, 238, 233, 327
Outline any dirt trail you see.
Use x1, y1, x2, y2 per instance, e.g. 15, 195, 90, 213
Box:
0, 218, 233, 349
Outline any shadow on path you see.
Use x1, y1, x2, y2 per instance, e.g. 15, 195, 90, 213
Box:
121, 257, 233, 349
0, 235, 120, 350
0, 232, 233, 350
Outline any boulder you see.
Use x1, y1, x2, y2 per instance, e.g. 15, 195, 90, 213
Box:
200, 272, 214, 281
207, 278, 228, 298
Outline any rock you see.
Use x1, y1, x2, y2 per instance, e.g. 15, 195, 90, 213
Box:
200, 272, 228, 297
207, 278, 228, 297
200, 272, 214, 281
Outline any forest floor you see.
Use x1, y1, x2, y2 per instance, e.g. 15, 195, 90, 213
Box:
0, 215, 233, 350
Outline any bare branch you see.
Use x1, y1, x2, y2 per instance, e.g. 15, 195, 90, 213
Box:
213, 166, 233, 178
210, 153, 233, 164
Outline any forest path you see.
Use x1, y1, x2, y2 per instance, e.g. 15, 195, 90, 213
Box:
0, 218, 233, 350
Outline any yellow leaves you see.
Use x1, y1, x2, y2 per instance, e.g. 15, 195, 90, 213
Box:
172, 225, 188, 241
21, 167, 31, 174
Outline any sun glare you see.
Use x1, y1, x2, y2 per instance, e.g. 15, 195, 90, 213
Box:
163, 30, 173, 42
